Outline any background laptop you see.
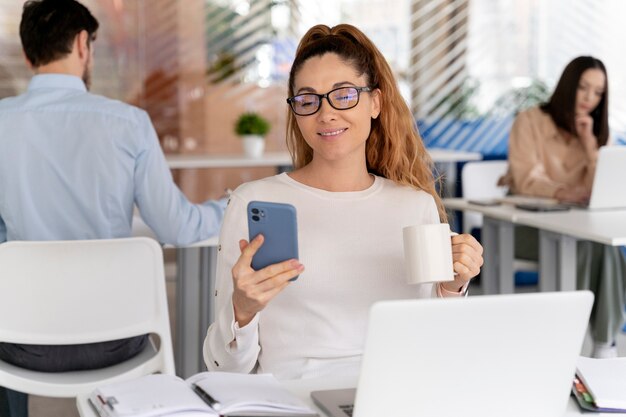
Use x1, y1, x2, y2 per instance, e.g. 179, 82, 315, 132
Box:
587, 146, 626, 210
312, 291, 593, 417
499, 146, 626, 212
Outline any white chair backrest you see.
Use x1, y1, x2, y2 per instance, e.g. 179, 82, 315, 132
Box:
0, 237, 175, 396
0, 237, 171, 350
461, 160, 509, 200
461, 161, 509, 233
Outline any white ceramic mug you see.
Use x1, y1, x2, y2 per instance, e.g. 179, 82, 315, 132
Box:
402, 223, 455, 284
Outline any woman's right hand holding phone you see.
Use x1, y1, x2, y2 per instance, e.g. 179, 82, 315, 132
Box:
231, 234, 304, 327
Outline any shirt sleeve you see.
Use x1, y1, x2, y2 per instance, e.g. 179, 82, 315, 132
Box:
203, 192, 261, 373
508, 110, 566, 198
132, 111, 225, 246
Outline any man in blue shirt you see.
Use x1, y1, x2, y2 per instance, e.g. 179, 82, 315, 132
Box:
0, 1, 226, 416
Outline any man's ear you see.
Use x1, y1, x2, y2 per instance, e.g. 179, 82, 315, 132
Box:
75, 30, 90, 62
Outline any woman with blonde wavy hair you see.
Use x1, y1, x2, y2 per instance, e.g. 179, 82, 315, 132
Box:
204, 24, 483, 379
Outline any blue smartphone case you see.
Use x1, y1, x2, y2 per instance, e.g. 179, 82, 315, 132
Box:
247, 201, 299, 279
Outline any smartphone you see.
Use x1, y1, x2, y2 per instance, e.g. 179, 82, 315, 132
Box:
247, 201, 299, 280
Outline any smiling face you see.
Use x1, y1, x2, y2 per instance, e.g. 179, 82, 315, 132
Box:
292, 53, 380, 167
575, 68, 605, 115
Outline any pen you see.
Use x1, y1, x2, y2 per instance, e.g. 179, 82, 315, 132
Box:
96, 395, 116, 411
192, 383, 222, 411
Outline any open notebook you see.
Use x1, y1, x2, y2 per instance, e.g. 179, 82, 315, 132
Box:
312, 291, 593, 417
89, 372, 317, 417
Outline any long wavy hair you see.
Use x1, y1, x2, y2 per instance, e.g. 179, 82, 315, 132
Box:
286, 24, 446, 221
540, 56, 609, 146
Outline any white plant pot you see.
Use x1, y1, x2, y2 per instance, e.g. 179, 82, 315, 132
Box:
241, 135, 265, 158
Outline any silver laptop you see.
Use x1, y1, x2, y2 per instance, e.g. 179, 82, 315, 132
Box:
587, 146, 626, 210
312, 291, 593, 417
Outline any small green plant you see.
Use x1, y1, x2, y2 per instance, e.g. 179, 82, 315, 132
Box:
235, 112, 271, 136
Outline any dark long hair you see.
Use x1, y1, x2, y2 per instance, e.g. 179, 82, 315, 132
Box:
540, 56, 609, 146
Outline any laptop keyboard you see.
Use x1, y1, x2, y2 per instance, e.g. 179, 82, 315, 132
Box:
339, 404, 354, 416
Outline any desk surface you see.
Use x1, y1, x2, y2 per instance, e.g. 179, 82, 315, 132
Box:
427, 147, 482, 163
166, 152, 293, 169
444, 197, 528, 222
132, 215, 218, 248
76, 373, 596, 417
444, 198, 626, 246
165, 148, 482, 170
518, 209, 626, 246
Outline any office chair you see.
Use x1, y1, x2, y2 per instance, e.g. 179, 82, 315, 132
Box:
0, 237, 175, 398
461, 160, 539, 287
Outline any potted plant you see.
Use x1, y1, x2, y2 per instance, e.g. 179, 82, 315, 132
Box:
235, 112, 271, 158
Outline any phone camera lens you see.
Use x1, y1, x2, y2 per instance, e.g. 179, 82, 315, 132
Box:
251, 208, 259, 214
252, 215, 260, 222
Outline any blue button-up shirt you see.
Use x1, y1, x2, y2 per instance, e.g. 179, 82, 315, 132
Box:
0, 74, 224, 245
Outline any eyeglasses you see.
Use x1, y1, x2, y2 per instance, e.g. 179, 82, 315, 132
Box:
286, 86, 372, 116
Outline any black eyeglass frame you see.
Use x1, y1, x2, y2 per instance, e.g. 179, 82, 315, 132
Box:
286, 86, 373, 116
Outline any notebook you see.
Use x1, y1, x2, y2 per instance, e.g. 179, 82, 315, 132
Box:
574, 356, 626, 410
311, 291, 593, 417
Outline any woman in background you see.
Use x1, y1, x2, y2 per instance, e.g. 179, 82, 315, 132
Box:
506, 56, 625, 358
508, 56, 609, 202
203, 24, 483, 379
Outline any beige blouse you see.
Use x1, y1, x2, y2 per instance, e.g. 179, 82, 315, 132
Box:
507, 107, 597, 198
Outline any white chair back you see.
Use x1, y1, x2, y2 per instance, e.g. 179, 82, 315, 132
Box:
0, 237, 175, 397
461, 160, 509, 234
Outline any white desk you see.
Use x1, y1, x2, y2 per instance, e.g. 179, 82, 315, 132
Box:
444, 198, 626, 294
281, 376, 594, 417
427, 148, 482, 163
165, 152, 293, 170
519, 209, 626, 293
75, 373, 596, 417
165, 149, 482, 170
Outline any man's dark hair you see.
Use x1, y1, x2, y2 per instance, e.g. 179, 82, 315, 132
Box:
20, 0, 99, 68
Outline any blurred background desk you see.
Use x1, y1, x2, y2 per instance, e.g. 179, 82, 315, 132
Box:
166, 152, 293, 170
519, 209, 626, 292
444, 198, 626, 294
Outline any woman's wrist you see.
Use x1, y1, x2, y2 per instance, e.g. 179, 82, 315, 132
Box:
233, 300, 255, 328
440, 280, 466, 293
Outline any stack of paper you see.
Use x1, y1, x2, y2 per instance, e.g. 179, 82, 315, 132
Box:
573, 356, 626, 413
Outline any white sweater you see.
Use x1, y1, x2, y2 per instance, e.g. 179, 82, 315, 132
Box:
203, 173, 440, 379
